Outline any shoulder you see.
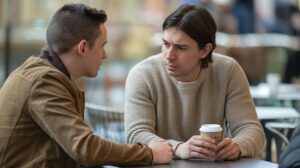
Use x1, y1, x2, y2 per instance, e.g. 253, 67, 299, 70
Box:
1, 56, 73, 101
211, 53, 237, 68
128, 53, 163, 76
208, 53, 249, 86
12, 56, 70, 86
210, 53, 241, 74
126, 53, 166, 91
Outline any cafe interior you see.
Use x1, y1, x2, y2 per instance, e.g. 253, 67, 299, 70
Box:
0, 0, 300, 166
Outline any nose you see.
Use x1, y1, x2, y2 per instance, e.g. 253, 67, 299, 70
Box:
102, 50, 107, 60
165, 47, 175, 61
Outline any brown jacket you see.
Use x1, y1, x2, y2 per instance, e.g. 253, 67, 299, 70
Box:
0, 56, 152, 168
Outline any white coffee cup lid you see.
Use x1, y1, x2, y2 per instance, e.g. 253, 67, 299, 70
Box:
199, 124, 222, 132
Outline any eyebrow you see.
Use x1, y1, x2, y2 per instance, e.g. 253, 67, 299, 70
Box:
162, 39, 189, 48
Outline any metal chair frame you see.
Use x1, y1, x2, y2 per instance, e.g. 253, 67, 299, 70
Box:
265, 122, 297, 162
84, 102, 125, 143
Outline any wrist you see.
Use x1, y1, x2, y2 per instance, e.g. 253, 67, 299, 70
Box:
167, 140, 181, 152
174, 143, 183, 158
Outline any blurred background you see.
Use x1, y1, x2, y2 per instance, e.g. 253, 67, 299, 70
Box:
0, 0, 300, 108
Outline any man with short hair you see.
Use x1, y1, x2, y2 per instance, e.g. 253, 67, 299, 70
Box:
0, 3, 172, 167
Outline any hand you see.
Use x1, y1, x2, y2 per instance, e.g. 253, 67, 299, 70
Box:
175, 135, 217, 159
215, 138, 241, 160
149, 140, 173, 164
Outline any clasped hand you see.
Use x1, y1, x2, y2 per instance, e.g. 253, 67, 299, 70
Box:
149, 140, 173, 164
175, 135, 241, 160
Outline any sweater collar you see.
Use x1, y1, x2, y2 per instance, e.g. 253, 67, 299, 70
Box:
39, 45, 70, 79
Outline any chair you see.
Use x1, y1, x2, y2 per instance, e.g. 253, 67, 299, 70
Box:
264, 122, 297, 162
84, 102, 125, 143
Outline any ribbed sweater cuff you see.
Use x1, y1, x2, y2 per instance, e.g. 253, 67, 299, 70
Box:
167, 139, 183, 154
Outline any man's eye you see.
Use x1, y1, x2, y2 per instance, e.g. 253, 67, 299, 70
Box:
178, 47, 186, 50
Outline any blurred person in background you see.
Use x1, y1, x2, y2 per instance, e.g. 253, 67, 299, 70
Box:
265, 0, 300, 84
0, 3, 172, 168
279, 123, 300, 168
198, 0, 237, 34
232, 0, 255, 34
281, 5, 300, 84
125, 4, 265, 161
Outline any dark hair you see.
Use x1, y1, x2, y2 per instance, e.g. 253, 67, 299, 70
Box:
162, 4, 217, 68
46, 3, 107, 55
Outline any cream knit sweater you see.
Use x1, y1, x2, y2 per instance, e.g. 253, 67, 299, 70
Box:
125, 53, 265, 157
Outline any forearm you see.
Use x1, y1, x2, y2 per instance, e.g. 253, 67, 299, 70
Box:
84, 139, 153, 166
125, 81, 163, 144
29, 78, 153, 166
125, 121, 163, 144
232, 123, 265, 157
226, 61, 265, 157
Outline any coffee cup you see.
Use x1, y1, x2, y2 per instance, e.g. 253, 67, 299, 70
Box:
199, 124, 223, 142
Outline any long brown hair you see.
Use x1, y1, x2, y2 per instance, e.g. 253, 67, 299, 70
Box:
163, 4, 217, 68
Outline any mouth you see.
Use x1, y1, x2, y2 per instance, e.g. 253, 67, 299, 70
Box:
165, 63, 177, 72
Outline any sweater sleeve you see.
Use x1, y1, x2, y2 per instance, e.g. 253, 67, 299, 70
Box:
125, 66, 165, 145
28, 72, 153, 166
225, 61, 265, 157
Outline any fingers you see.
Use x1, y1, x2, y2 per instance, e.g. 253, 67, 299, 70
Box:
190, 135, 217, 149
175, 136, 242, 161
188, 151, 213, 158
175, 135, 218, 159
189, 145, 216, 158
216, 138, 231, 151
192, 135, 217, 144
218, 147, 240, 160
163, 144, 173, 163
216, 138, 241, 160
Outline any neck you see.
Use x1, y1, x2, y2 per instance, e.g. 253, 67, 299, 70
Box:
190, 65, 202, 81
60, 53, 81, 80
176, 65, 202, 82
40, 45, 71, 79
196, 66, 202, 79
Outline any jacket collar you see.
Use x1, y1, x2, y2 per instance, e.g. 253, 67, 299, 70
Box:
39, 45, 70, 79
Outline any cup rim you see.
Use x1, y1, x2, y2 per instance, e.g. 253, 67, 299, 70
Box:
199, 124, 222, 132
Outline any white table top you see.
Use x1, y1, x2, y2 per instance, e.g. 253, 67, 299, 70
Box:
250, 83, 300, 100
256, 106, 300, 120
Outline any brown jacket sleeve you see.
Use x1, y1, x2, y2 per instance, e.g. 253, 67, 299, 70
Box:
29, 72, 153, 166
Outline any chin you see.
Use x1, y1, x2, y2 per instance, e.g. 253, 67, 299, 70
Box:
167, 70, 176, 77
87, 72, 98, 78
92, 73, 98, 77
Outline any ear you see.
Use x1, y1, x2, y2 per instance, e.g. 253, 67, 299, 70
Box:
77, 40, 89, 56
199, 43, 213, 59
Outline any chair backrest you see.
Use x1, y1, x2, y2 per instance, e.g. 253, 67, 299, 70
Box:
84, 103, 125, 143
265, 122, 297, 162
